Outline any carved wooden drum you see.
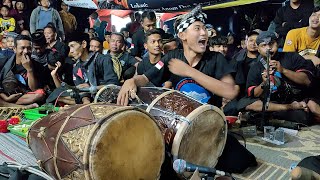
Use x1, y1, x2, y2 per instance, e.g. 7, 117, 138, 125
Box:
94, 85, 227, 168
27, 104, 165, 180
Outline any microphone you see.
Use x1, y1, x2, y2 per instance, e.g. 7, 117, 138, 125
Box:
61, 82, 97, 94
78, 86, 97, 93
173, 159, 226, 177
266, 49, 270, 57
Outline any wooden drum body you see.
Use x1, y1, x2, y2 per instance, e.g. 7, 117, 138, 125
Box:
27, 104, 165, 180
95, 86, 227, 168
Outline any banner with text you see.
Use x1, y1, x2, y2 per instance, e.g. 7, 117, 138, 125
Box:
98, 0, 265, 11
64, 0, 98, 9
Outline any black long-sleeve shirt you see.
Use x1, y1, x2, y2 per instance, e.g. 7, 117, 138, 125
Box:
131, 28, 146, 58
274, 2, 314, 39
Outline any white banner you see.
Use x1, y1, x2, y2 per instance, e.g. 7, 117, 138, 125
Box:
63, 0, 98, 9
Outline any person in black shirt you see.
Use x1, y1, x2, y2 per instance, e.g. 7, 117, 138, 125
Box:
89, 37, 103, 54
0, 35, 45, 106
107, 33, 138, 81
118, 6, 257, 174
131, 11, 156, 60
44, 23, 69, 58
273, 0, 314, 47
68, 32, 119, 104
208, 35, 229, 59
137, 28, 171, 87
118, 6, 239, 108
222, 31, 260, 116
238, 31, 314, 124
232, 30, 260, 97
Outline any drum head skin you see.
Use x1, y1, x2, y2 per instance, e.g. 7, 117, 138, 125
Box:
173, 106, 227, 168
28, 104, 165, 180
88, 109, 164, 180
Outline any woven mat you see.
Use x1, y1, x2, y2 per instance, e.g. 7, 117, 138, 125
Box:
0, 133, 37, 166
234, 125, 320, 180
0, 125, 319, 179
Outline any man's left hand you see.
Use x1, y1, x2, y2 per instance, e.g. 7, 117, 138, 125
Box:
270, 60, 283, 73
168, 58, 193, 77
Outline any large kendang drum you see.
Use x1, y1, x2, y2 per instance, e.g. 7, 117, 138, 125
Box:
27, 104, 165, 180
95, 85, 227, 168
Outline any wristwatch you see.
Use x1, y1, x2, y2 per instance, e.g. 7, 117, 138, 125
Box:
260, 82, 267, 89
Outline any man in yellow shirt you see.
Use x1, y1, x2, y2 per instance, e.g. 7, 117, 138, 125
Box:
283, 6, 320, 66
103, 31, 111, 51
284, 6, 320, 123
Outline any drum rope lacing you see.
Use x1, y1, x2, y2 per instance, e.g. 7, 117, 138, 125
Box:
132, 104, 192, 126
96, 86, 192, 125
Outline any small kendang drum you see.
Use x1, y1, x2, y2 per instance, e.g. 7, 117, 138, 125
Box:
27, 104, 165, 180
95, 85, 227, 168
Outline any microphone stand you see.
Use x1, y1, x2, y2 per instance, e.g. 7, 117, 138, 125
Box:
261, 51, 271, 129
61, 82, 81, 104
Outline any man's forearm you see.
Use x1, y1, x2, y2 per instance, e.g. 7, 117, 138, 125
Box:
133, 75, 149, 87
282, 68, 311, 86
253, 83, 265, 98
189, 68, 239, 100
27, 70, 38, 91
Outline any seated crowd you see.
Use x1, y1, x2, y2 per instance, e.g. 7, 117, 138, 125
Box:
0, 1, 319, 176
0, 5, 319, 125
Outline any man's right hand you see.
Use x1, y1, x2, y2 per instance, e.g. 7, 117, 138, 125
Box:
21, 54, 33, 72
261, 69, 275, 82
0, 93, 23, 102
117, 78, 137, 106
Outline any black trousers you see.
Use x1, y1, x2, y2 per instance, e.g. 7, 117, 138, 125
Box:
298, 155, 320, 174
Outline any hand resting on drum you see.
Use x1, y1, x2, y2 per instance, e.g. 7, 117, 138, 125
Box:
117, 75, 149, 105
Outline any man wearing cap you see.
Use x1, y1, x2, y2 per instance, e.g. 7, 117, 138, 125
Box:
68, 32, 119, 104
238, 31, 314, 124
118, 6, 257, 173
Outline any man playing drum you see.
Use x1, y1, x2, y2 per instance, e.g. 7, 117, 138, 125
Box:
117, 5, 257, 173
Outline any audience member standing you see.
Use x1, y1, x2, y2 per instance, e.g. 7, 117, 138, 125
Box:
30, 0, 64, 39
14, 0, 30, 34
59, 1, 77, 41
273, 0, 314, 47
131, 11, 156, 60
126, 12, 141, 36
